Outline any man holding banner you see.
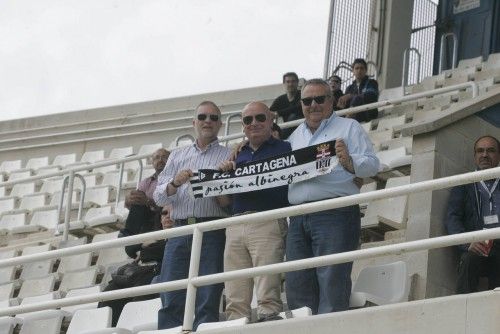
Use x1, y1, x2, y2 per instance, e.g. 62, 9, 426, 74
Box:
218, 101, 290, 322
285, 78, 379, 314
153, 101, 231, 330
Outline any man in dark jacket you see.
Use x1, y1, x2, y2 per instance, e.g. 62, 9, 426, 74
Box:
270, 72, 302, 139
337, 58, 379, 123
445, 135, 500, 293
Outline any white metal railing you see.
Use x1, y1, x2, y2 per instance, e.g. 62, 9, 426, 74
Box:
0, 80, 481, 239
0, 166, 499, 331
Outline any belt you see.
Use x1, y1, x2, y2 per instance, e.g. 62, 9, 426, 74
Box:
175, 217, 225, 225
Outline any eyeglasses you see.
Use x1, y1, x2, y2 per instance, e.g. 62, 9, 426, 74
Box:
197, 114, 219, 122
242, 113, 267, 125
161, 210, 169, 216
301, 95, 330, 106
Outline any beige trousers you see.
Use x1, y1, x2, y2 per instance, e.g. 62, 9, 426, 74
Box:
224, 219, 287, 320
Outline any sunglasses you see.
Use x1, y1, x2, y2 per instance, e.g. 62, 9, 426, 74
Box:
242, 113, 267, 125
161, 210, 169, 216
301, 95, 329, 106
197, 114, 219, 122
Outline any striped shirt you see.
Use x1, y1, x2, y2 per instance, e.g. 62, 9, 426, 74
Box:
153, 139, 231, 220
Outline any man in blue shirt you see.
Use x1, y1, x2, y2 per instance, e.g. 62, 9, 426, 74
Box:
219, 101, 290, 321
445, 135, 500, 293
286, 78, 379, 314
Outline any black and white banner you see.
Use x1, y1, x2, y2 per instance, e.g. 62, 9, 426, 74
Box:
190, 140, 337, 198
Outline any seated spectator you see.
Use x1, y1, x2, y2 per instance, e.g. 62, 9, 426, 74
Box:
445, 135, 500, 294
337, 58, 379, 122
270, 72, 302, 139
271, 122, 282, 140
98, 148, 171, 326
327, 75, 344, 109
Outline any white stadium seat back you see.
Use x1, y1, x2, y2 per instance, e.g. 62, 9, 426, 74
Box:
350, 261, 410, 307
116, 298, 162, 332
10, 183, 36, 198
61, 285, 102, 314
52, 153, 77, 167
18, 275, 56, 299
30, 209, 60, 230
0, 160, 22, 174
66, 307, 112, 334
25, 157, 50, 170
58, 267, 98, 292
81, 150, 105, 164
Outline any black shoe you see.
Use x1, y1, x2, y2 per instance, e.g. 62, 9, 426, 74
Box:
257, 313, 283, 322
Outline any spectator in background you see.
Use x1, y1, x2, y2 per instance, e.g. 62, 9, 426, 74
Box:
271, 123, 282, 140
445, 135, 500, 293
286, 78, 379, 315
270, 72, 302, 139
327, 75, 344, 109
337, 58, 379, 123
218, 102, 290, 322
98, 148, 171, 325
154, 101, 231, 331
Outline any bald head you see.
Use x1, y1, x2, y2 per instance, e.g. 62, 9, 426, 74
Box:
242, 101, 274, 149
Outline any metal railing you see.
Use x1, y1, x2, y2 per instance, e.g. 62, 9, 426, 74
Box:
0, 80, 481, 241
0, 166, 499, 331
402, 47, 422, 91
439, 32, 458, 73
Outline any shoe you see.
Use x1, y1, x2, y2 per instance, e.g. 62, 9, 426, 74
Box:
257, 313, 283, 322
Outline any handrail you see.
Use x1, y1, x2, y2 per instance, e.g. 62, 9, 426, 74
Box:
402, 47, 422, 92
224, 113, 242, 145
439, 32, 458, 73
174, 134, 195, 147
55, 173, 85, 241
0, 166, 499, 330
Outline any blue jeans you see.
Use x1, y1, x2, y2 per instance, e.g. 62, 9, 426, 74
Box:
157, 228, 225, 330
285, 206, 360, 314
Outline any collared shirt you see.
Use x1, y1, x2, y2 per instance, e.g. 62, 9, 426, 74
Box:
154, 139, 231, 220
138, 173, 159, 201
287, 113, 379, 205
232, 136, 291, 214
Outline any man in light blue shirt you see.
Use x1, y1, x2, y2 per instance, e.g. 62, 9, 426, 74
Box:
286, 78, 379, 314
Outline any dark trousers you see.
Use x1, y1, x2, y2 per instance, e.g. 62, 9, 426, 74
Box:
98, 280, 159, 326
285, 206, 360, 314
157, 228, 226, 330
456, 242, 500, 293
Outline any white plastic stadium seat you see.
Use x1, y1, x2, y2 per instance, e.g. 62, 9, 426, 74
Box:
0, 160, 22, 175
0, 212, 40, 234
7, 170, 32, 182
52, 153, 77, 168
20, 244, 55, 279
361, 176, 411, 230
0, 250, 17, 284
61, 285, 102, 314
58, 238, 92, 274
17, 275, 56, 299
377, 146, 412, 170
18, 312, 65, 334
0, 197, 17, 216
29, 209, 60, 231
0, 317, 22, 334
278, 306, 312, 319
58, 267, 98, 293
81, 150, 105, 164
9, 183, 36, 198
85, 186, 116, 206
24, 157, 50, 171
66, 307, 112, 334
82, 298, 162, 333
83, 205, 123, 229
0, 282, 17, 301
350, 261, 410, 307
93, 231, 130, 267
137, 327, 182, 334
115, 201, 129, 221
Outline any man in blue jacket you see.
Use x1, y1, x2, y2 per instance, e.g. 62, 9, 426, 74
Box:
445, 135, 500, 293
337, 58, 379, 123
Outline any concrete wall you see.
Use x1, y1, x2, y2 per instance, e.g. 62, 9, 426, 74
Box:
377, 0, 414, 89
406, 115, 500, 299
203, 290, 500, 334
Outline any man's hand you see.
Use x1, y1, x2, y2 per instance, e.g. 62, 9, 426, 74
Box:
218, 160, 236, 172
125, 190, 149, 208
468, 241, 490, 257
335, 139, 355, 174
173, 169, 193, 187
337, 94, 352, 109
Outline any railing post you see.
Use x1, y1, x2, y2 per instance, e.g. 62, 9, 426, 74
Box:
402, 47, 422, 93
74, 174, 86, 221
224, 113, 242, 145
439, 32, 458, 73
136, 159, 144, 189
183, 227, 203, 331
116, 162, 125, 207
55, 176, 69, 235
63, 171, 75, 242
